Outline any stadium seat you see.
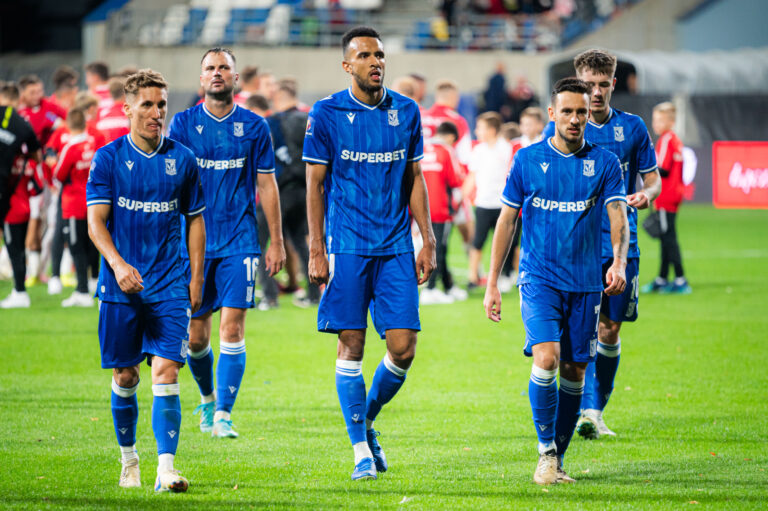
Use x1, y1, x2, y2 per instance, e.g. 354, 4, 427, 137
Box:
265, 4, 291, 44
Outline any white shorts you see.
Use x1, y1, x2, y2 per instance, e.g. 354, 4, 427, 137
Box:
29, 195, 44, 220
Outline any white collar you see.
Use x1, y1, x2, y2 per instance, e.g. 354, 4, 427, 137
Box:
127, 134, 164, 159
202, 102, 238, 122
547, 137, 585, 158
347, 87, 388, 110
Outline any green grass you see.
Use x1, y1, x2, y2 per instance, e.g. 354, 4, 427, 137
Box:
1, 204, 767, 509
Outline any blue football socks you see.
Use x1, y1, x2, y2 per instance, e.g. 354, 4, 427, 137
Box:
152, 383, 181, 456
583, 340, 620, 411
529, 365, 558, 453
111, 378, 139, 449
187, 345, 215, 401
336, 359, 367, 445
366, 354, 407, 426
555, 376, 585, 457
217, 340, 246, 413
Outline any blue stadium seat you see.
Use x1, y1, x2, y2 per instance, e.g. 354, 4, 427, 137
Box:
183, 8, 208, 45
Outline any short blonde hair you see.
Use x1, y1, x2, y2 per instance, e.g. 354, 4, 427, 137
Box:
124, 69, 167, 99
653, 101, 676, 119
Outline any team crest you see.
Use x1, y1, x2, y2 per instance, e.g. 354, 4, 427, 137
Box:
234, 122, 244, 137
165, 159, 177, 175
388, 109, 399, 127
614, 126, 624, 142
583, 159, 595, 177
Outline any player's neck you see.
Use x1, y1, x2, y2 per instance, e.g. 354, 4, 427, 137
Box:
130, 131, 161, 154
350, 84, 383, 106
551, 133, 583, 155
590, 107, 611, 125
204, 96, 235, 118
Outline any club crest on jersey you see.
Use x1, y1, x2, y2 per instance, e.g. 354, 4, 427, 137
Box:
125, 160, 134, 171
195, 125, 204, 134
583, 159, 595, 177
388, 109, 399, 127
614, 126, 624, 142
165, 158, 177, 176
234, 122, 244, 137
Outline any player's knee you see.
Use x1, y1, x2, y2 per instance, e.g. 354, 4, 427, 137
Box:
387, 336, 417, 369
220, 320, 245, 344
337, 331, 365, 361
599, 319, 621, 344
113, 367, 139, 388
532, 350, 559, 371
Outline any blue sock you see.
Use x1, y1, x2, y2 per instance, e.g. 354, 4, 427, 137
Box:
111, 378, 139, 447
152, 383, 181, 456
366, 354, 407, 426
187, 345, 215, 399
529, 365, 558, 453
583, 340, 620, 411
555, 376, 584, 458
217, 340, 246, 413
336, 359, 367, 445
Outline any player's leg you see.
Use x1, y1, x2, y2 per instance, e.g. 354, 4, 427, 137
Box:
421, 222, 453, 304
286, 202, 320, 305
62, 218, 92, 307
24, 196, 42, 285
1, 222, 30, 308
186, 257, 216, 433
580, 314, 620, 438
214, 306, 247, 437
665, 212, 690, 293
48, 197, 65, 294
469, 207, 492, 286
112, 365, 141, 487
256, 205, 278, 309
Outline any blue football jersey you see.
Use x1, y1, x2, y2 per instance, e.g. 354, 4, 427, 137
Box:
302, 87, 423, 256
501, 138, 626, 292
86, 135, 205, 303
168, 104, 275, 258
544, 109, 656, 257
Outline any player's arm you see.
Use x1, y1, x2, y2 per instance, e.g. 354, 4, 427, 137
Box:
483, 204, 519, 323
604, 200, 629, 296
185, 212, 205, 314
406, 160, 436, 284
257, 172, 286, 277
87, 203, 144, 293
306, 162, 329, 285
627, 169, 661, 209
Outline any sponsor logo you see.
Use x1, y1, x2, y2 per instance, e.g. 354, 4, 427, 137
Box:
0, 128, 17, 145
117, 196, 179, 213
614, 126, 624, 142
351, 413, 361, 422
713, 141, 768, 209
531, 195, 598, 212
538, 424, 547, 431
388, 109, 399, 126
168, 430, 177, 439
728, 161, 768, 194
346, 112, 356, 124
119, 428, 128, 435
305, 117, 313, 135
196, 157, 246, 170
583, 159, 595, 177
195, 125, 204, 134
340, 149, 406, 163
125, 160, 134, 171
165, 158, 176, 176
228, 386, 237, 394
540, 162, 549, 173
246, 286, 253, 303
234, 122, 244, 137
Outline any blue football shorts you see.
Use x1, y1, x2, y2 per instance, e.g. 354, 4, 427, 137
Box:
600, 257, 640, 322
98, 299, 191, 368
186, 254, 259, 318
519, 283, 602, 363
317, 253, 420, 339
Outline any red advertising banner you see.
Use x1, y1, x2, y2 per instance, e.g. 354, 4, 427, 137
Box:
712, 141, 768, 209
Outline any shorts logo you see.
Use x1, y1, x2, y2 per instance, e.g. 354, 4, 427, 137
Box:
246, 286, 253, 303
614, 126, 624, 142
180, 337, 189, 359
388, 109, 399, 127
234, 122, 244, 137
583, 159, 595, 177
165, 159, 176, 176
125, 160, 134, 171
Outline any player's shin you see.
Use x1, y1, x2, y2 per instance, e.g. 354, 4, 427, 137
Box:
554, 376, 585, 456
151, 383, 181, 472
529, 365, 558, 453
336, 359, 371, 462
583, 340, 620, 411
111, 378, 139, 462
215, 340, 246, 419
187, 345, 215, 402
365, 354, 407, 428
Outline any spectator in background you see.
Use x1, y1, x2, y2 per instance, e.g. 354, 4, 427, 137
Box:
643, 102, 691, 294
257, 71, 278, 106
483, 62, 507, 115
518, 106, 545, 148
501, 121, 521, 142
116, 65, 138, 78
84, 61, 112, 112
464, 111, 513, 290
95, 77, 130, 143
408, 73, 427, 106
507, 76, 539, 122
49, 66, 80, 111
234, 66, 259, 106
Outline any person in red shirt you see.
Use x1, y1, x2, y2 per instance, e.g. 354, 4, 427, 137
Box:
85, 61, 112, 114
419, 121, 468, 305
53, 109, 96, 307
233, 66, 260, 106
95, 77, 130, 143
643, 102, 690, 294
48, 66, 80, 113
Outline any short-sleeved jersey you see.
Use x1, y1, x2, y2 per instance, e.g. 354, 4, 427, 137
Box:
501, 138, 626, 292
168, 103, 275, 258
5, 155, 35, 224
544, 108, 656, 258
421, 103, 472, 165
54, 133, 96, 219
422, 140, 463, 223
86, 135, 205, 304
19, 99, 65, 147
0, 106, 40, 179
654, 130, 684, 212
302, 87, 423, 256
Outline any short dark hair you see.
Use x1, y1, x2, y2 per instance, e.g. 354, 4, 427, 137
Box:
476, 111, 503, 133
241, 66, 259, 84
245, 94, 270, 112
0, 82, 20, 102
341, 26, 381, 56
550, 77, 590, 106
573, 49, 617, 77
108, 77, 125, 101
201, 47, 236, 66
18, 75, 42, 90
66, 107, 86, 131
52, 66, 79, 91
436, 121, 459, 139
85, 61, 110, 82
277, 79, 297, 98
124, 69, 168, 99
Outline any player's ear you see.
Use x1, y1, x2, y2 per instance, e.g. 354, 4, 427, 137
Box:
611, 76, 617, 90
547, 105, 555, 122
341, 59, 351, 75
123, 98, 132, 119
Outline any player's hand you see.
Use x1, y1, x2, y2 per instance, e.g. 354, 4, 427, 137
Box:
308, 250, 329, 285
113, 260, 144, 294
264, 239, 286, 277
604, 262, 627, 296
415, 241, 436, 285
627, 191, 650, 210
483, 284, 502, 322
189, 278, 203, 314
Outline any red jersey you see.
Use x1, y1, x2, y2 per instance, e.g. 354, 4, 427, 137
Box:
655, 130, 684, 212
5, 155, 38, 224
421, 103, 472, 165
422, 141, 464, 223
19, 98, 65, 146
53, 133, 95, 219
95, 101, 130, 143
233, 91, 250, 106
45, 125, 105, 185
510, 137, 524, 156
92, 84, 114, 114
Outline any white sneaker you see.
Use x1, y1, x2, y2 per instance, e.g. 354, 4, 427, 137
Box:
119, 458, 141, 488
533, 450, 558, 485
419, 288, 454, 305
447, 286, 468, 301
594, 411, 617, 437
576, 409, 600, 439
48, 276, 63, 295
154, 469, 188, 493
62, 291, 94, 308
0, 289, 30, 308
88, 278, 98, 295
498, 275, 514, 293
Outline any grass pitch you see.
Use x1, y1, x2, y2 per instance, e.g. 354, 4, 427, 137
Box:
1, 204, 767, 509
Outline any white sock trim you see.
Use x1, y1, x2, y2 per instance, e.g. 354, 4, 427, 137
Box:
353, 441, 373, 465
220, 339, 245, 355
597, 340, 621, 358
530, 364, 557, 386
188, 344, 211, 359
201, 392, 215, 404
538, 441, 557, 455
152, 383, 180, 396
157, 453, 174, 474
559, 376, 585, 396
336, 359, 363, 376
112, 378, 139, 398
383, 353, 408, 377
214, 410, 231, 422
